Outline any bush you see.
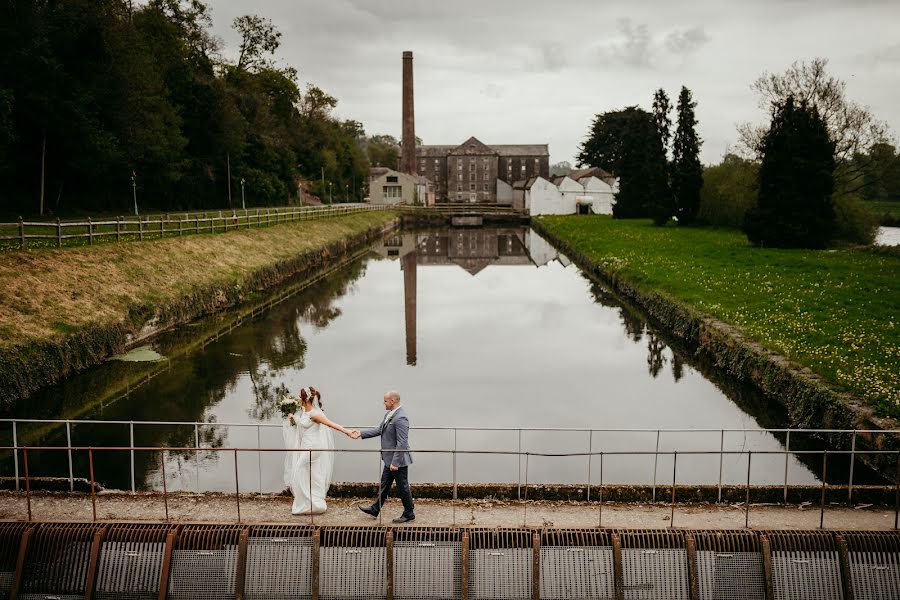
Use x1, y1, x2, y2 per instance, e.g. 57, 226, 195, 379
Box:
833, 194, 878, 245
698, 154, 758, 228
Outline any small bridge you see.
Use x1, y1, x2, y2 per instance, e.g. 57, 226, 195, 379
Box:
398, 203, 529, 226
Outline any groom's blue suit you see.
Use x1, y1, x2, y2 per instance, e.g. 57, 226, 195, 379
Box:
361, 406, 415, 519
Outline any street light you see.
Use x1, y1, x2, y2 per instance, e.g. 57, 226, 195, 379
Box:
240, 177, 246, 210
328, 181, 333, 205
131, 171, 138, 216
345, 183, 349, 203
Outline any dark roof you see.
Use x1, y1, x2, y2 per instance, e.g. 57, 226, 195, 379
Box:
416, 140, 549, 158
416, 145, 455, 157
569, 166, 616, 180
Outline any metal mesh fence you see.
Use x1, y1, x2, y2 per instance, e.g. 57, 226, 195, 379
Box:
540, 546, 615, 599
696, 551, 765, 600
772, 551, 843, 600
244, 537, 313, 599
94, 541, 166, 600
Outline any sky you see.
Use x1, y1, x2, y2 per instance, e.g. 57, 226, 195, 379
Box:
203, 0, 900, 165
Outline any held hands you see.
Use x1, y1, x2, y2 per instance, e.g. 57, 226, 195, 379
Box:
389, 465, 399, 471
346, 429, 361, 439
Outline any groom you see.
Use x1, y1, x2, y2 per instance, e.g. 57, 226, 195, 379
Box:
356, 390, 415, 523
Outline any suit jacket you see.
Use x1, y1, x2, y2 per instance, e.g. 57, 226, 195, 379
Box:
361, 406, 413, 468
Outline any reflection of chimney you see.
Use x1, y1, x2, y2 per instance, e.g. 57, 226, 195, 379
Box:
402, 250, 417, 365
401, 51, 416, 175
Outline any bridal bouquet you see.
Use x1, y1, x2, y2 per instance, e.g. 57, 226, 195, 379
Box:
279, 395, 299, 426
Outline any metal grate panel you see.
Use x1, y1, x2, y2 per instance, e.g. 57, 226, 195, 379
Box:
622, 548, 690, 600
772, 551, 843, 600
0, 522, 29, 599
697, 551, 765, 600
167, 525, 243, 600
840, 531, 900, 600
94, 523, 174, 600
468, 528, 534, 600
20, 522, 103, 598
395, 540, 461, 600
245, 538, 313, 599
319, 527, 386, 600
540, 546, 615, 599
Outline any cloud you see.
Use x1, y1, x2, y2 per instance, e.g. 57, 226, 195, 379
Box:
598, 20, 710, 68
481, 83, 505, 99
527, 43, 568, 73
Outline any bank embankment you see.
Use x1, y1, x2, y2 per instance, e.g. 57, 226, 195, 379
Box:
0, 210, 399, 407
533, 216, 899, 473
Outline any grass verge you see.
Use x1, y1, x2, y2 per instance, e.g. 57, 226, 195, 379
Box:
537, 216, 899, 418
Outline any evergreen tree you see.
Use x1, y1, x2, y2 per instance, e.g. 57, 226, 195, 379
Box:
672, 86, 703, 225
743, 96, 836, 248
652, 89, 672, 160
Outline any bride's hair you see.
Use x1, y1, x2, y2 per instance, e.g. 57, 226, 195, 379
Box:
310, 387, 323, 410
299, 387, 323, 410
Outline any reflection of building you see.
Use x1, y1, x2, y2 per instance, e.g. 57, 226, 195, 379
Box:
376, 228, 570, 366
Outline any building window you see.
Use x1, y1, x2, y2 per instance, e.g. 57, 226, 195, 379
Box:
520, 165, 526, 175
483, 172, 490, 181
470, 157, 476, 164
457, 184, 462, 191
387, 175, 398, 183
458, 173, 463, 181
457, 160, 463, 170
470, 172, 476, 181
470, 183, 476, 192
383, 185, 402, 199
483, 182, 488, 191
434, 159, 439, 165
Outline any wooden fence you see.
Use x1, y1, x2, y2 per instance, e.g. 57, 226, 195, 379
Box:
0, 204, 383, 250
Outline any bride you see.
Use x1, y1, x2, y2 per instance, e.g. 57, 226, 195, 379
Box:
282, 386, 356, 515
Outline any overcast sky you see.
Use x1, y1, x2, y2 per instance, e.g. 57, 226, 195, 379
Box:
204, 0, 899, 165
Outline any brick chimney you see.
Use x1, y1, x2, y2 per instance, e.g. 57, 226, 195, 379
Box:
401, 51, 416, 175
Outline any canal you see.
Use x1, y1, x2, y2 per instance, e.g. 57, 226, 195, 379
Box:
2, 227, 874, 493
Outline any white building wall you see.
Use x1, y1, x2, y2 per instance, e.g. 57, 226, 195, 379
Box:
580, 176, 616, 215
527, 177, 568, 215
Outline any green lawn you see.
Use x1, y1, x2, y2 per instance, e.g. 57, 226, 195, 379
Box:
538, 216, 900, 417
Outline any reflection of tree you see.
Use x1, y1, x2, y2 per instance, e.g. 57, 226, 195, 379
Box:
672, 353, 685, 382
621, 309, 645, 342
647, 333, 667, 378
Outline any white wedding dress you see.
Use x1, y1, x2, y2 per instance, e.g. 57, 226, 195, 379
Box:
283, 407, 335, 514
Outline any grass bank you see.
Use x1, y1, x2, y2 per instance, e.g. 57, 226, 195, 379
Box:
536, 216, 899, 419
0, 210, 398, 404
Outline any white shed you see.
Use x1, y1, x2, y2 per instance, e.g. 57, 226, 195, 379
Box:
553, 176, 581, 214
526, 177, 568, 215
578, 175, 616, 215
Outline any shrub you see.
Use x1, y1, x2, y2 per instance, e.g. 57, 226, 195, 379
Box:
698, 154, 758, 228
833, 194, 878, 245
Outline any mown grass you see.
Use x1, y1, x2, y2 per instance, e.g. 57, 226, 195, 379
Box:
538, 215, 900, 417
0, 211, 396, 349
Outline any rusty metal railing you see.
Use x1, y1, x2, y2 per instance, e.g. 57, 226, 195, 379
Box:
2, 445, 899, 532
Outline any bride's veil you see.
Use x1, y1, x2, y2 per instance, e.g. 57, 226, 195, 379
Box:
320, 415, 335, 490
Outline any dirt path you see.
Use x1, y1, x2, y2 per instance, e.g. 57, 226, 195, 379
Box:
1, 491, 895, 530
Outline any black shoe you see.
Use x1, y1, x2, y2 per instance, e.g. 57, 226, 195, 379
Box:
392, 514, 415, 523
358, 504, 378, 518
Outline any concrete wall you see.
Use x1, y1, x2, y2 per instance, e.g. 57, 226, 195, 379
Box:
369, 170, 419, 205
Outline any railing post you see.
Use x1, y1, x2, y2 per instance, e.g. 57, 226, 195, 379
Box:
12, 421, 19, 491
835, 534, 854, 600
670, 451, 677, 528
235, 528, 249, 600
88, 216, 93, 245
234, 448, 241, 523
18, 216, 24, 249
23, 446, 31, 522
848, 431, 857, 503
686, 534, 700, 600
158, 528, 177, 600
894, 452, 899, 530
195, 423, 200, 492
745, 451, 752, 528
652, 430, 660, 502
66, 420, 74, 491
598, 452, 604, 528
452, 429, 458, 501
89, 447, 96, 521
820, 450, 827, 529
760, 535, 775, 600
161, 448, 168, 521
587, 430, 592, 502
130, 422, 136, 494
531, 532, 540, 600
783, 431, 790, 504
257, 425, 262, 493
460, 530, 469, 600
517, 429, 522, 500
386, 529, 394, 600
718, 429, 724, 503
56, 217, 62, 247
311, 528, 320, 600
612, 534, 624, 600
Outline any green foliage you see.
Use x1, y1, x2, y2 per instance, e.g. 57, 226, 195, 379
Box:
366, 134, 400, 169
538, 215, 900, 417
652, 89, 672, 157
832, 193, 878, 245
699, 154, 758, 228
578, 106, 671, 223
671, 86, 703, 225
0, 1, 370, 215
744, 96, 836, 248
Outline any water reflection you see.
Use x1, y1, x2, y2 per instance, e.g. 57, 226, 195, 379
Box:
1, 226, 875, 492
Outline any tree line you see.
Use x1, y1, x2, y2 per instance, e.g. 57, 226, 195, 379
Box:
578, 58, 893, 247
0, 0, 371, 216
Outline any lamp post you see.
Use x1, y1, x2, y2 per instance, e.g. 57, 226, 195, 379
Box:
131, 171, 138, 216
240, 178, 246, 210
328, 181, 333, 205
345, 183, 348, 203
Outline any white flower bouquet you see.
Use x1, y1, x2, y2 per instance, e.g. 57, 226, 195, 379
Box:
279, 395, 299, 426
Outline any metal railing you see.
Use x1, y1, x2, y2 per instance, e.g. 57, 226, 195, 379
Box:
0, 203, 386, 250
4, 443, 899, 530
3, 419, 898, 498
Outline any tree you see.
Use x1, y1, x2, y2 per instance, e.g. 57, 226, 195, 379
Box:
366, 134, 400, 168
743, 96, 836, 248
671, 86, 703, 225
578, 107, 671, 222
550, 160, 572, 177
737, 58, 889, 194
233, 14, 281, 73
652, 88, 672, 160
699, 153, 758, 228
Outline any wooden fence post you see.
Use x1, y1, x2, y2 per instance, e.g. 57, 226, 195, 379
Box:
116, 216, 121, 242
195, 216, 199, 234
161, 214, 166, 239
219, 210, 223, 233
56, 217, 61, 247
179, 216, 183, 236
18, 217, 24, 250
88, 217, 93, 245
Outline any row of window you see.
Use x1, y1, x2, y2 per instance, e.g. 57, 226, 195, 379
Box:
454, 183, 491, 192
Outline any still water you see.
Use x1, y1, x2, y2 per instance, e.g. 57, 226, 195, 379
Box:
7, 227, 852, 492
